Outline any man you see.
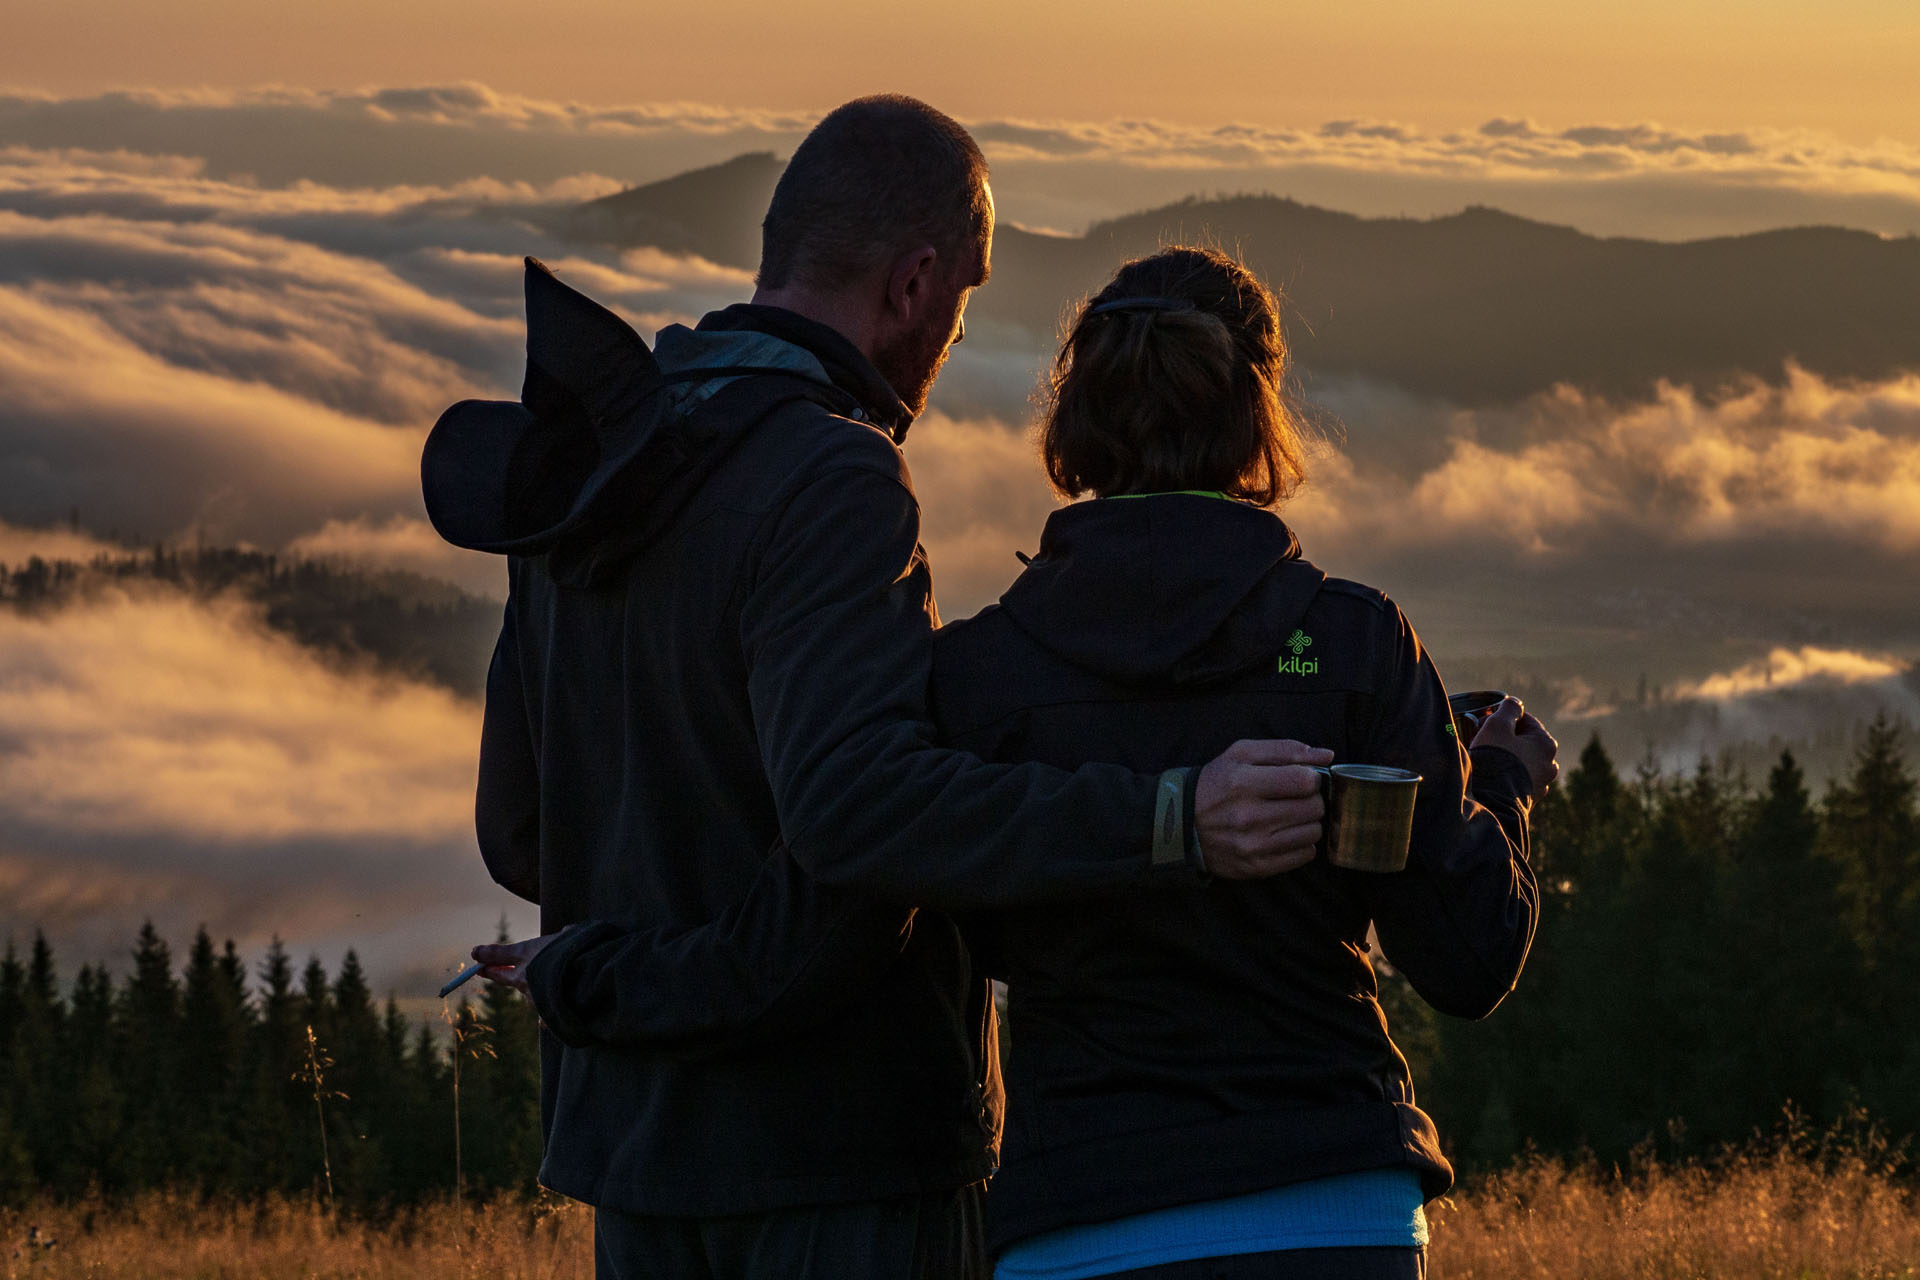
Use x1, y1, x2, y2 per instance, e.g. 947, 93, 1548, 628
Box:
425, 95, 1330, 1279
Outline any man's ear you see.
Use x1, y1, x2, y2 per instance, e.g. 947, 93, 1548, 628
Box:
883, 245, 941, 323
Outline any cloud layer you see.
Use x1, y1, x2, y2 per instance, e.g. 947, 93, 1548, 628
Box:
1294, 368, 1920, 559
1673, 646, 1910, 702
6, 87, 1920, 239
0, 584, 529, 989
0, 148, 751, 545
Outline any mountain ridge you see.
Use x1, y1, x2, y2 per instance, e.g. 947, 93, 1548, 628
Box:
554, 153, 1920, 404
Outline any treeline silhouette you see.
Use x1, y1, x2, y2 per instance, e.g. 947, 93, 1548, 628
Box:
1396, 713, 1919, 1172
0, 718, 1912, 1207
0, 544, 497, 696
0, 927, 540, 1208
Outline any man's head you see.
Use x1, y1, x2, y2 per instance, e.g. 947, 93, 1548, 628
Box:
756, 95, 992, 416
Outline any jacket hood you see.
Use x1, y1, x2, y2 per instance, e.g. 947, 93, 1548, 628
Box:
998, 494, 1326, 686
422, 265, 903, 586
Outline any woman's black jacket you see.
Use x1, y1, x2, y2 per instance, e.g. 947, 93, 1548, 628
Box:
931, 492, 1538, 1252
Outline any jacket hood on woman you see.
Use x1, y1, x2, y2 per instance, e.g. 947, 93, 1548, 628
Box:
1000, 493, 1325, 687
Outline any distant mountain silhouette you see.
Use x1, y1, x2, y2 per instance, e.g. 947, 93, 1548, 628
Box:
558, 157, 1920, 404
550, 151, 782, 271
1030, 199, 1920, 403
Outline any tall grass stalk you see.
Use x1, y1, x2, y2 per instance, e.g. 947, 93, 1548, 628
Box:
442, 1003, 496, 1229
295, 1025, 346, 1217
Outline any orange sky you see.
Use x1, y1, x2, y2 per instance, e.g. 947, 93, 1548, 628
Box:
7, 0, 1918, 143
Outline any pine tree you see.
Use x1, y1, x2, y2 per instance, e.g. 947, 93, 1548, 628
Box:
1562, 735, 1632, 893
1594, 783, 1724, 1154
1825, 714, 1919, 966
116, 922, 182, 1188
64, 964, 122, 1192
1523, 736, 1643, 1158
14, 934, 66, 1191
327, 950, 386, 1205
1718, 752, 1864, 1134
244, 938, 307, 1193
0, 939, 27, 1205
0, 940, 23, 1065
375, 996, 434, 1200
179, 927, 252, 1191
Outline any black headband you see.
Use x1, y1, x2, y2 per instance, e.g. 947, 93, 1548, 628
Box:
1086, 295, 1196, 316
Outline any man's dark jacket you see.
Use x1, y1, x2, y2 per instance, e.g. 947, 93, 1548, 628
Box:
929, 493, 1539, 1252
440, 294, 1196, 1215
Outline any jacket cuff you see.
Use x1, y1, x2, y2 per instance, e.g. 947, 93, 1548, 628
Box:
1182, 764, 1210, 878
1149, 766, 1211, 879
1468, 745, 1534, 810
1144, 766, 1204, 880
523, 921, 600, 1049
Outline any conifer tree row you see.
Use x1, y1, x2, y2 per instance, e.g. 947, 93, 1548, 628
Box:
0, 715, 1914, 1202
1392, 713, 1919, 1170
0, 928, 541, 1207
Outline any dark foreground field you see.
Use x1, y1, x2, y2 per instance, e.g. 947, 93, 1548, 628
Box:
7, 1143, 1918, 1280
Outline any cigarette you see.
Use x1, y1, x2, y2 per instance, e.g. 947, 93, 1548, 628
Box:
439, 960, 484, 999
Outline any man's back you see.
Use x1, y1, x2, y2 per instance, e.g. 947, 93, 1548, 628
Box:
473, 303, 999, 1215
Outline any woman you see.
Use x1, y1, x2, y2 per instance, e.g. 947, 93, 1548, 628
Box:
930, 246, 1556, 1279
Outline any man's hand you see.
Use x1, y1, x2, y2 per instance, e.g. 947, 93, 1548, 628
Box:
472, 933, 560, 995
1471, 696, 1560, 799
1195, 739, 1335, 879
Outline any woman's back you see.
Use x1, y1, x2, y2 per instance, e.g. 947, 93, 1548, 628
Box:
931, 491, 1536, 1254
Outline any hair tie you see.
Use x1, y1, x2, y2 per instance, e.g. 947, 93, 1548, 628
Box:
1086, 296, 1196, 316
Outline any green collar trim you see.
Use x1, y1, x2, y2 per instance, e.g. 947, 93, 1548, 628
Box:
1102, 489, 1234, 502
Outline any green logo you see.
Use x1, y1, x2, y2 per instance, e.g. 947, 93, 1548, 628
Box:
1277, 629, 1319, 676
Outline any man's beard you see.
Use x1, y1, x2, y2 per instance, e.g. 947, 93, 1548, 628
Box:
872, 308, 957, 419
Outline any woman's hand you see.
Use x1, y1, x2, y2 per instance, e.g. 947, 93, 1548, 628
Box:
1471, 696, 1560, 799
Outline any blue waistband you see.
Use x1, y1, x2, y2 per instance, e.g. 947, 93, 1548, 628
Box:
993, 1168, 1428, 1280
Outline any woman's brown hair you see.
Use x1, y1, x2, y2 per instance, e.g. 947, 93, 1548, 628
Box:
1039, 246, 1307, 505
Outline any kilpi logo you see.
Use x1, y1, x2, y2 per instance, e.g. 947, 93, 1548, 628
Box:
1277, 628, 1319, 676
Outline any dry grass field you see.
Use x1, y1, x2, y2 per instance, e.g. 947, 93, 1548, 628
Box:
0, 1193, 594, 1280
1426, 1144, 1920, 1279
5, 1144, 1918, 1279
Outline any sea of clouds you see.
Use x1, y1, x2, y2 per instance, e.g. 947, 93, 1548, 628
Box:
1, 88, 1916, 995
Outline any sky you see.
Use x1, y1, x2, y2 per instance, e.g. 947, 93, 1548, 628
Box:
1, 1, 1917, 1003
10, 0, 1920, 145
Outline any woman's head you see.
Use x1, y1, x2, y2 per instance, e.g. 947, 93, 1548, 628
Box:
1039, 246, 1307, 505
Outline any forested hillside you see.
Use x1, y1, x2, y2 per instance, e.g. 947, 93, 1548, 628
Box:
1, 720, 1913, 1205
0, 545, 497, 697
0, 928, 540, 1206
1400, 718, 1920, 1171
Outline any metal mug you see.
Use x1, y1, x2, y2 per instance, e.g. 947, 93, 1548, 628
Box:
1312, 764, 1422, 873
1447, 690, 1509, 745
